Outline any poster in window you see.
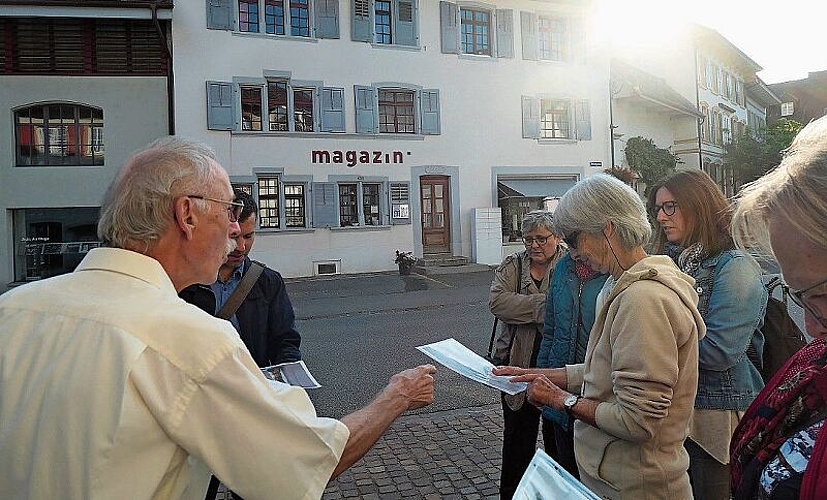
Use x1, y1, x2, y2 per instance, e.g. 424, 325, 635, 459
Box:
393, 204, 409, 219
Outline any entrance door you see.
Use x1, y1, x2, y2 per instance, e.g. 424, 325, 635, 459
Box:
420, 176, 451, 254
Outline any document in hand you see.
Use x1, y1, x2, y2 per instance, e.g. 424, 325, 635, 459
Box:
261, 360, 321, 389
514, 449, 600, 500
416, 338, 528, 395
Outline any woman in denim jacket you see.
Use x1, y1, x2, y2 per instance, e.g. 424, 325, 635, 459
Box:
649, 170, 768, 500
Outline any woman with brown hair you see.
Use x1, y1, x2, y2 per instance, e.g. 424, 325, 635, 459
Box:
648, 169, 767, 500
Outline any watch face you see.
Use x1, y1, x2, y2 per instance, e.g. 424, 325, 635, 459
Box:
564, 395, 578, 408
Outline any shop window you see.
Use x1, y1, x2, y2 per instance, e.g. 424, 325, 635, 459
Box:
15, 103, 104, 166
12, 207, 101, 282
496, 177, 576, 242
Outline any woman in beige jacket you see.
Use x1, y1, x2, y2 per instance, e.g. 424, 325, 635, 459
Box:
489, 210, 564, 499
497, 175, 705, 499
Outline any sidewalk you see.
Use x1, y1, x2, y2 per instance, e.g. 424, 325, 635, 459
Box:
322, 403, 508, 499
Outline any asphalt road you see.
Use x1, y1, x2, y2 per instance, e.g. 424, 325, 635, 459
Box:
286, 270, 501, 419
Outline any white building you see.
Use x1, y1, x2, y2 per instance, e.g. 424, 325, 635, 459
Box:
172, 0, 611, 277
0, 1, 173, 292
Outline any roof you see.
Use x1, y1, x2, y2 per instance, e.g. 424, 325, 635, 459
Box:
746, 76, 782, 107
691, 24, 762, 74
611, 59, 703, 118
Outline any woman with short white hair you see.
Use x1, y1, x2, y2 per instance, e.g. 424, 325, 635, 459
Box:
497, 174, 705, 498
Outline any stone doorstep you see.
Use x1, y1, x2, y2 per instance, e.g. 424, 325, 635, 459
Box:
412, 263, 493, 276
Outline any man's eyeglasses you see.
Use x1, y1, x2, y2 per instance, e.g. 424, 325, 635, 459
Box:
787, 276, 827, 329
188, 195, 244, 222
563, 231, 580, 249
650, 201, 678, 218
522, 235, 553, 246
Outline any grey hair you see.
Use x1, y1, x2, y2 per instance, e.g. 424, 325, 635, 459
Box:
521, 210, 556, 235
97, 136, 220, 250
732, 116, 827, 258
554, 173, 651, 249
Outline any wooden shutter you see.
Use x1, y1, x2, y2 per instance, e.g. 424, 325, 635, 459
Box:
520, 11, 537, 61
521, 96, 539, 139
495, 9, 514, 58
351, 0, 373, 42
439, 2, 458, 54
312, 182, 339, 228
390, 182, 411, 225
395, 0, 417, 46
206, 81, 236, 131
315, 0, 340, 39
320, 87, 345, 132
206, 0, 233, 30
420, 89, 440, 135
575, 99, 591, 141
354, 85, 377, 134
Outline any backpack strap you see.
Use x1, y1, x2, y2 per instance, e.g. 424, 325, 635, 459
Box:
216, 261, 266, 320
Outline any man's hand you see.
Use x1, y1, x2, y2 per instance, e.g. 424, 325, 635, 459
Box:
492, 366, 567, 388
526, 375, 567, 410
384, 364, 437, 411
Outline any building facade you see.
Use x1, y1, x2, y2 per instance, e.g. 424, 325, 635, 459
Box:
172, 0, 611, 277
0, 0, 173, 292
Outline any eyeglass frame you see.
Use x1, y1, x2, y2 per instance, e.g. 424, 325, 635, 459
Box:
787, 275, 827, 329
522, 235, 555, 247
650, 201, 679, 218
187, 195, 244, 222
563, 231, 581, 250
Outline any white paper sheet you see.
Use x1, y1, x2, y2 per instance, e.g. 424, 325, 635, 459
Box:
261, 360, 321, 389
514, 449, 601, 499
416, 338, 528, 395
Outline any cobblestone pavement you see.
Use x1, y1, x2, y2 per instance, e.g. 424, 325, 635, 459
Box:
322, 403, 507, 499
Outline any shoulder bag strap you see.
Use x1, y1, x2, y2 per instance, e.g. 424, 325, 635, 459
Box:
216, 261, 266, 320
487, 255, 523, 357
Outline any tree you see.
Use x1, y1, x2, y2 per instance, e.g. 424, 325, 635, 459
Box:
604, 167, 637, 185
623, 136, 682, 194
724, 118, 802, 185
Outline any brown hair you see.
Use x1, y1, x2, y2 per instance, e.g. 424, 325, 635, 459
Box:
647, 169, 734, 256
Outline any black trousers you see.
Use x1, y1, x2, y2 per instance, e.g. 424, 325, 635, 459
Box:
545, 417, 579, 479
499, 396, 556, 500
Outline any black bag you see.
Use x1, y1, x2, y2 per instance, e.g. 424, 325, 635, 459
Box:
747, 277, 807, 382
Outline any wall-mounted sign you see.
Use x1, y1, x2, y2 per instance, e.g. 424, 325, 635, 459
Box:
311, 150, 411, 168
589, 161, 603, 168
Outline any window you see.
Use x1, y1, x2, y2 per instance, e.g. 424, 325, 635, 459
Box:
352, 0, 418, 46
460, 8, 491, 55
242, 177, 308, 229
701, 104, 710, 142
379, 89, 415, 134
522, 97, 590, 141
289, 0, 311, 36
735, 79, 744, 106
354, 84, 440, 135
337, 182, 385, 226
239, 0, 260, 32
538, 15, 567, 61
781, 101, 794, 117
207, 77, 344, 132
362, 183, 381, 225
715, 112, 723, 145
265, 0, 286, 34
725, 72, 734, 101
12, 207, 100, 282
15, 104, 104, 166
375, 0, 392, 43
706, 60, 715, 90
698, 56, 707, 88
338, 184, 359, 226
540, 99, 570, 139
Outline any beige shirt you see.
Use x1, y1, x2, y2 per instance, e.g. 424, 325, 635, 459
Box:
0, 248, 348, 500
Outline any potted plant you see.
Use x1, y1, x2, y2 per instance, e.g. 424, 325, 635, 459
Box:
394, 250, 416, 275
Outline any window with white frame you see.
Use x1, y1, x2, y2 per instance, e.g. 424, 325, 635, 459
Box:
207, 0, 339, 39
354, 84, 440, 135
709, 109, 718, 144
207, 77, 344, 133
701, 103, 710, 141
521, 96, 591, 142
781, 101, 794, 117
15, 103, 104, 166
537, 14, 568, 61
235, 177, 308, 229
337, 182, 383, 226
351, 0, 418, 46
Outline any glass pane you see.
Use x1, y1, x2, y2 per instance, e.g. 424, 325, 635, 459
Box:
434, 185, 443, 197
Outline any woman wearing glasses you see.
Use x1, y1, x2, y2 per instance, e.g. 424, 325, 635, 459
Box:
488, 210, 564, 499
730, 116, 827, 500
648, 169, 768, 500
496, 174, 704, 498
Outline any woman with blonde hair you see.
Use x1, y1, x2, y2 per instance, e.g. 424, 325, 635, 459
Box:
648, 169, 767, 500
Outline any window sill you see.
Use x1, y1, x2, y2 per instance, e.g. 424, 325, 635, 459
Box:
330, 225, 392, 232
232, 31, 318, 43
457, 53, 498, 62
257, 227, 315, 235
370, 42, 422, 52
536, 138, 577, 145
231, 130, 427, 140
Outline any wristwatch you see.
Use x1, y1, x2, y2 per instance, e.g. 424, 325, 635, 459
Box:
563, 394, 581, 416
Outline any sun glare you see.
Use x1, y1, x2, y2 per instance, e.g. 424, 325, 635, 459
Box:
591, 0, 689, 55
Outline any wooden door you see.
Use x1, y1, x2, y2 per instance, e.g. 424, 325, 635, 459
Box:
420, 176, 451, 254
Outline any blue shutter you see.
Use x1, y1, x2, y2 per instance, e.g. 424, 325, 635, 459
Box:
520, 11, 537, 61
495, 9, 514, 58
354, 85, 377, 134
351, 0, 373, 42
521, 96, 539, 139
439, 2, 457, 54
395, 0, 417, 47
390, 182, 411, 225
206, 81, 236, 131
576, 99, 591, 141
420, 89, 440, 135
206, 0, 233, 30
320, 87, 345, 132
315, 0, 340, 39
312, 182, 338, 228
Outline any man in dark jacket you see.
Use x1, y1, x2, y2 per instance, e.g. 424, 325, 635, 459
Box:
180, 188, 301, 367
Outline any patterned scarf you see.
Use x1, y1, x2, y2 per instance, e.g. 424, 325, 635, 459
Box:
731, 337, 827, 500
677, 242, 706, 276
574, 259, 596, 282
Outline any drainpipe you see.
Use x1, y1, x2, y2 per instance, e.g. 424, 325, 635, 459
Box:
150, 2, 175, 135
